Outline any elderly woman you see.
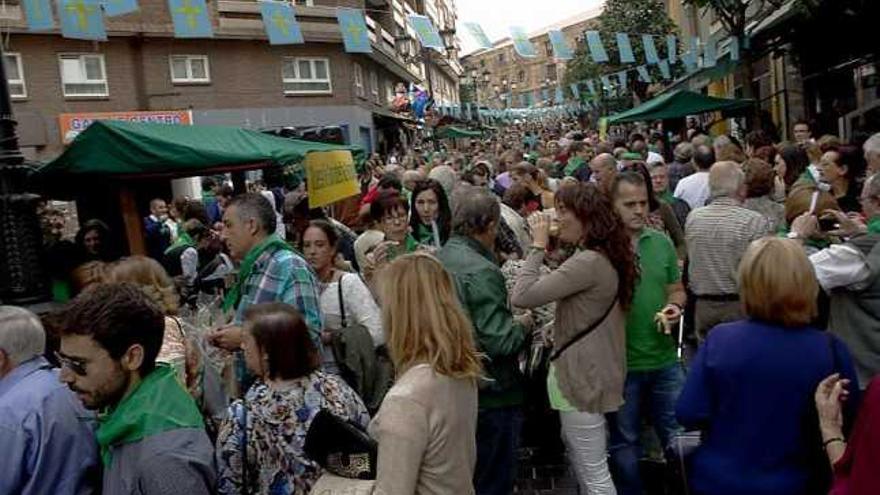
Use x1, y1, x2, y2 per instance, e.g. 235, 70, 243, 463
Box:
742, 158, 786, 232
676, 237, 859, 495
216, 303, 369, 494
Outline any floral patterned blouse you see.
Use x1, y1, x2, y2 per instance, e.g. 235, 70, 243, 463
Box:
216, 371, 370, 495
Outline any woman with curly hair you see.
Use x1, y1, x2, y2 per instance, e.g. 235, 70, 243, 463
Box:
512, 182, 637, 495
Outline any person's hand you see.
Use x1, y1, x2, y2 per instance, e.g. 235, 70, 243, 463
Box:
207, 325, 243, 351
661, 303, 682, 323
815, 373, 850, 437
791, 212, 819, 239
372, 241, 400, 266
527, 212, 551, 249
654, 304, 681, 335
824, 209, 867, 238
515, 312, 535, 332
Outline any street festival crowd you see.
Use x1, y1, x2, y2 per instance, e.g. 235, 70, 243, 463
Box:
3, 116, 880, 495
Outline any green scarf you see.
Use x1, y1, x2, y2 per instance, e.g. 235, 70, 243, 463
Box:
96, 364, 203, 466
222, 235, 293, 312
659, 190, 675, 204
163, 229, 195, 256
564, 156, 586, 176
868, 216, 880, 234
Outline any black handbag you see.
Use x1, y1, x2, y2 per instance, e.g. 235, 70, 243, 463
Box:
303, 409, 378, 480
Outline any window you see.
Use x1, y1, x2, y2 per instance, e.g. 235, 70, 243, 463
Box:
59, 54, 107, 97
498, 52, 505, 63
546, 64, 557, 82
544, 40, 553, 57
517, 69, 526, 84
4, 53, 26, 99
385, 81, 395, 103
169, 55, 210, 83
369, 70, 379, 102
353, 63, 364, 97
293, 0, 313, 5
282, 57, 332, 95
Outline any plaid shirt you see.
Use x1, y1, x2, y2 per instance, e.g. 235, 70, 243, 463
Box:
234, 246, 323, 342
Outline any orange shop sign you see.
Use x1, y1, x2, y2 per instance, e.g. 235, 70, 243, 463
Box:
58, 110, 193, 144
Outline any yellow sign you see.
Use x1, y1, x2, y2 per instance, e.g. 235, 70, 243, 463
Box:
305, 150, 359, 208
599, 117, 608, 142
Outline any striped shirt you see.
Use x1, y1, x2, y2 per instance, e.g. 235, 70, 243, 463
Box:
685, 197, 772, 296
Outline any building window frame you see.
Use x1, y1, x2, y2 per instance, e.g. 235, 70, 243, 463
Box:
58, 53, 108, 98
169, 54, 211, 84
353, 63, 365, 98
293, 0, 314, 5
4, 53, 26, 99
282, 57, 332, 95
369, 70, 379, 102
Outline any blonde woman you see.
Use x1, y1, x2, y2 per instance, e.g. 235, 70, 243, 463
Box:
370, 253, 482, 494
105, 256, 186, 369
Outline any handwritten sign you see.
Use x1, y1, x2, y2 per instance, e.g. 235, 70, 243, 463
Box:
305, 150, 359, 208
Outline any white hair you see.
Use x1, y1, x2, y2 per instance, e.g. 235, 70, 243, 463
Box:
0, 306, 46, 365
864, 132, 880, 156
709, 161, 745, 199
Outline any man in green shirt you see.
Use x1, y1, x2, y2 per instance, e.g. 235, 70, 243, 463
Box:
608, 171, 687, 495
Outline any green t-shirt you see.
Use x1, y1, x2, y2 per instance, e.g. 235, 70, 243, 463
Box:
547, 364, 576, 412
626, 228, 681, 371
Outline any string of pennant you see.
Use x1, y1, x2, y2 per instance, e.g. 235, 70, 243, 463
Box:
21, 0, 740, 108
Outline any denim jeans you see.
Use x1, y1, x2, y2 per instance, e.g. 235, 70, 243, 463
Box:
474, 407, 524, 495
560, 411, 617, 495
607, 363, 685, 495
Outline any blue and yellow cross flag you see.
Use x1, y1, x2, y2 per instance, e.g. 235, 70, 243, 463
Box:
658, 59, 671, 79
24, 0, 55, 31
703, 38, 717, 68
636, 65, 652, 83
337, 7, 371, 53
548, 30, 573, 60
729, 36, 740, 61
260, 1, 304, 45
102, 0, 139, 17
666, 34, 678, 64
168, 0, 213, 38
509, 26, 537, 58
585, 31, 609, 63
464, 22, 492, 50
615, 32, 635, 63
569, 82, 580, 100
408, 14, 443, 49
59, 0, 106, 40
617, 70, 628, 91
642, 34, 660, 64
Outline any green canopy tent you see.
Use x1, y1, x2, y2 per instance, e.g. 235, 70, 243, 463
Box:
433, 125, 484, 139
606, 89, 754, 124
32, 120, 365, 255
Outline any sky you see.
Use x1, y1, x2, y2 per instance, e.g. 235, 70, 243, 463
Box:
456, 0, 606, 55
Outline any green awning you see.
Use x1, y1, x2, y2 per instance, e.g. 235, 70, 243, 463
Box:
606, 89, 754, 124
34, 120, 364, 180
434, 125, 483, 139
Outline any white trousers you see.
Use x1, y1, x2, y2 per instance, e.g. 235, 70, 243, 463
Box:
560, 411, 617, 495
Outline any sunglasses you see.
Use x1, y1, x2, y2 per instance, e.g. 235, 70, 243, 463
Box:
54, 351, 88, 376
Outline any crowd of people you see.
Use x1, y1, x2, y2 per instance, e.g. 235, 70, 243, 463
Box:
3, 116, 880, 495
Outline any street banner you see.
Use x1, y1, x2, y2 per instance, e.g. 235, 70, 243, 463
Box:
554, 87, 564, 104
541, 88, 550, 102
642, 34, 659, 64
102, 0, 139, 17
585, 31, 609, 63
683, 36, 699, 72
23, 0, 55, 31
617, 70, 628, 92
548, 29, 573, 60
637, 65, 652, 83
666, 34, 678, 64
59, 0, 106, 41
408, 14, 443, 49
600, 75, 613, 94
260, 1, 304, 45
570, 82, 580, 100
703, 38, 717, 67
58, 110, 193, 144
729, 36, 740, 61
509, 26, 537, 58
336, 7, 371, 53
615, 32, 635, 63
168, 0, 213, 38
464, 22, 492, 49
585, 79, 596, 95
599, 117, 608, 141
306, 150, 359, 209
659, 59, 671, 79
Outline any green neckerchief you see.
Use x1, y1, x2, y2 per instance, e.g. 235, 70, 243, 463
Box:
163, 229, 195, 256
659, 190, 675, 204
96, 364, 203, 466
413, 223, 437, 246
222, 235, 293, 312
868, 216, 880, 234
564, 156, 586, 176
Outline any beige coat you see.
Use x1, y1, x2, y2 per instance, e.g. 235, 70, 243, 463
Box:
512, 249, 626, 413
369, 364, 478, 494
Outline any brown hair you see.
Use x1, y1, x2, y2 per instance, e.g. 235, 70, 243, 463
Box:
784, 187, 840, 225
716, 143, 747, 163
106, 256, 179, 315
369, 191, 409, 224
511, 162, 539, 180
70, 261, 108, 294
243, 302, 320, 380
742, 158, 776, 198
554, 183, 638, 308
739, 237, 818, 327
378, 253, 482, 379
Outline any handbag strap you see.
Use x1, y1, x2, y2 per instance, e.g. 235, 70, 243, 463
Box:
337, 272, 348, 328
549, 296, 617, 361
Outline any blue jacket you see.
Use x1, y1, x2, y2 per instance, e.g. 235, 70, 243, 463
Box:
676, 319, 860, 495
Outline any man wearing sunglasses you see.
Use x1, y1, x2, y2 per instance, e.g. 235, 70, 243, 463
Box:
0, 306, 99, 495
56, 283, 215, 494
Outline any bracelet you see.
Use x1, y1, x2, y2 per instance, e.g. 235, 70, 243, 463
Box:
823, 437, 845, 449
529, 244, 546, 252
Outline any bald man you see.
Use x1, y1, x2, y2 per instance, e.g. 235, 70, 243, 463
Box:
590, 153, 618, 195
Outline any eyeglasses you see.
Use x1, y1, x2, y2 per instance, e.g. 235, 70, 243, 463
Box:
383, 214, 407, 225
54, 351, 88, 376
